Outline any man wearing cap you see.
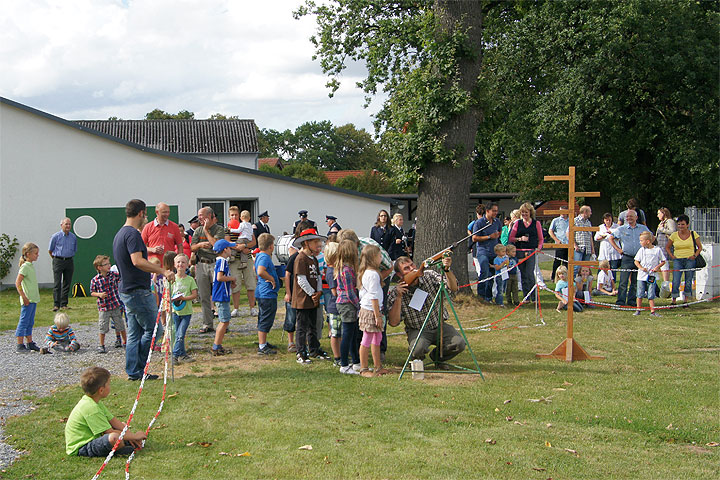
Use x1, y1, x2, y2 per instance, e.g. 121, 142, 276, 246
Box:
254, 211, 271, 236
48, 217, 78, 311
293, 210, 317, 233
548, 206, 569, 282
191, 207, 225, 333
325, 215, 341, 236
186, 216, 200, 238
141, 202, 183, 264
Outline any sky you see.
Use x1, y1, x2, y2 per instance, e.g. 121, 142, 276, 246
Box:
0, 0, 382, 132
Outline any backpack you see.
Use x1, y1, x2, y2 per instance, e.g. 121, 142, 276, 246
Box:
72, 282, 88, 298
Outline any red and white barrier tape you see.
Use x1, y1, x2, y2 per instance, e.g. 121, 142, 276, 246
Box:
540, 284, 720, 310
91, 291, 170, 480
458, 249, 539, 289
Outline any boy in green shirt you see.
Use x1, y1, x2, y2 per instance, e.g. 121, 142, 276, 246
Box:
65, 367, 146, 457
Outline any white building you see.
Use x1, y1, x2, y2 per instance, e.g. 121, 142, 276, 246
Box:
0, 97, 391, 288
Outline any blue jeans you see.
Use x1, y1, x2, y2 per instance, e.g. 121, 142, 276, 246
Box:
283, 302, 296, 332
340, 321, 361, 367
494, 276, 506, 306
172, 313, 191, 357
616, 255, 638, 306
475, 250, 494, 301
257, 297, 277, 333
16, 302, 37, 337
573, 249, 592, 276
120, 289, 158, 379
672, 257, 696, 299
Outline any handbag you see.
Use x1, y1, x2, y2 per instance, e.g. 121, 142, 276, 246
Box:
691, 231, 706, 268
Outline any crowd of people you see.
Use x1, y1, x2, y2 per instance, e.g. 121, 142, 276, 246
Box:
10, 197, 709, 460
468, 198, 705, 316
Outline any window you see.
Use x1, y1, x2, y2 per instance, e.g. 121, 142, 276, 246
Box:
198, 199, 257, 227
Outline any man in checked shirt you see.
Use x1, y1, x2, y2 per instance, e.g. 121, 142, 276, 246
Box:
573, 206, 596, 276
90, 255, 127, 353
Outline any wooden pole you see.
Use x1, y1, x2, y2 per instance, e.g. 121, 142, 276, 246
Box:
536, 166, 604, 362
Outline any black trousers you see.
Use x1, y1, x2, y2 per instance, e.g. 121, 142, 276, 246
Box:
295, 307, 320, 357
52, 257, 74, 308
551, 249, 568, 281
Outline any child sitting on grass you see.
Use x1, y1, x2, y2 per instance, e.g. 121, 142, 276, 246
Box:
211, 239, 237, 356
90, 255, 126, 353
594, 260, 617, 296
40, 312, 80, 353
634, 231, 666, 317
574, 266, 595, 308
65, 367, 146, 457
554, 266, 583, 312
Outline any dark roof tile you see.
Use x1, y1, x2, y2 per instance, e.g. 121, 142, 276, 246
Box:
73, 119, 258, 154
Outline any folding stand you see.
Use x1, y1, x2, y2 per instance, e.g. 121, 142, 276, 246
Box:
399, 260, 484, 380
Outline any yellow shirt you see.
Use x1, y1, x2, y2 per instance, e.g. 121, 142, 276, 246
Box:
669, 231, 696, 259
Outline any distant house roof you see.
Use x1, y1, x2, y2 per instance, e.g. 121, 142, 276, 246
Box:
73, 119, 258, 154
535, 200, 581, 218
324, 170, 369, 184
259, 157, 284, 170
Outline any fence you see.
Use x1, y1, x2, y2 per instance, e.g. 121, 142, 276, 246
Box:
686, 207, 720, 243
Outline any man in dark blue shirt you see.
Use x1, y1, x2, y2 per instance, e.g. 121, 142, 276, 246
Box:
471, 203, 502, 303
113, 199, 173, 381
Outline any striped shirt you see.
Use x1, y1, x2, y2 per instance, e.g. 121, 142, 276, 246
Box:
358, 237, 392, 271
45, 325, 79, 348
90, 272, 123, 312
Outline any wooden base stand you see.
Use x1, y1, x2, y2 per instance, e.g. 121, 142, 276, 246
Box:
536, 338, 604, 362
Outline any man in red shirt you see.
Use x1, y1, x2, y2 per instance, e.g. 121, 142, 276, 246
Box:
141, 202, 183, 263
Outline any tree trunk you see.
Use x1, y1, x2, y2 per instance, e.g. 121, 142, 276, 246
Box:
414, 0, 485, 287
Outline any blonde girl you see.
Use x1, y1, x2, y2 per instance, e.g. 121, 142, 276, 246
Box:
15, 243, 41, 352
335, 240, 361, 374
357, 244, 386, 377
323, 242, 342, 363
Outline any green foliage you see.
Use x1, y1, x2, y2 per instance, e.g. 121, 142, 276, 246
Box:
258, 121, 386, 171
0, 233, 19, 281
260, 162, 330, 185
477, 0, 719, 210
144, 109, 195, 120
334, 170, 393, 194
209, 113, 240, 120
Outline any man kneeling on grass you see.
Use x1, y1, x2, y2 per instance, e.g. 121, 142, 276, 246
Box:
65, 367, 146, 457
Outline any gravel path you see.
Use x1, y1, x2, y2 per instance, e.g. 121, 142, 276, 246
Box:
0, 308, 266, 470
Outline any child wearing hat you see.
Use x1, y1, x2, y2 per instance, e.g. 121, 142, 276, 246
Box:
211, 239, 237, 355
291, 228, 326, 364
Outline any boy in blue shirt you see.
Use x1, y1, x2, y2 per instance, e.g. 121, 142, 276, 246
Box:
211, 239, 236, 356
254, 233, 279, 355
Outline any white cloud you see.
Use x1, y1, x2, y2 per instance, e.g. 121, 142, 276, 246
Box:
0, 0, 383, 131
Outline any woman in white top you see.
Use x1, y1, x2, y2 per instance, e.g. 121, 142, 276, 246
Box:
594, 213, 621, 279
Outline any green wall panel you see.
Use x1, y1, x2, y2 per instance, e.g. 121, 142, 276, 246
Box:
66, 205, 178, 290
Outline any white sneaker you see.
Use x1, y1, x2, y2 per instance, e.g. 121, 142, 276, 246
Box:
231, 309, 239, 318
352, 363, 362, 372
250, 307, 259, 316
340, 365, 359, 375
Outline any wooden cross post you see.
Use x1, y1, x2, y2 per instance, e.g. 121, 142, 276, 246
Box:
536, 166, 605, 362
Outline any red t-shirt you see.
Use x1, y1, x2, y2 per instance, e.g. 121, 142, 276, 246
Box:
141, 219, 183, 262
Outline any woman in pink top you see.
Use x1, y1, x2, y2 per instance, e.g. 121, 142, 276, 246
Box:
508, 202, 544, 302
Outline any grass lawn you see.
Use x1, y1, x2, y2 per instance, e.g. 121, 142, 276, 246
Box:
2, 287, 719, 479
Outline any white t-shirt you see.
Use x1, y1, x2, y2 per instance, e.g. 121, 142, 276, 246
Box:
597, 270, 613, 290
230, 221, 254, 241
634, 246, 665, 282
359, 269, 383, 311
